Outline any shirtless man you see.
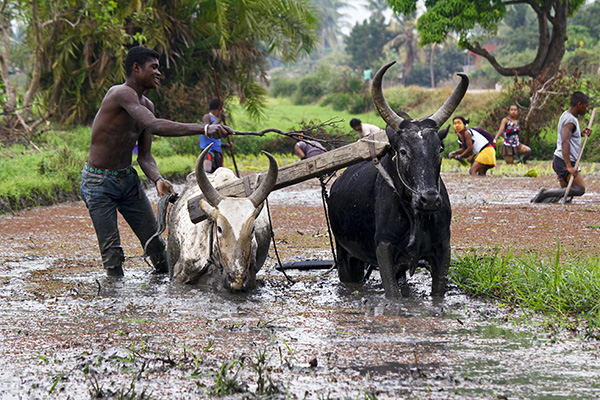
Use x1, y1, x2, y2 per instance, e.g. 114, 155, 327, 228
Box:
531, 92, 591, 203
80, 46, 233, 277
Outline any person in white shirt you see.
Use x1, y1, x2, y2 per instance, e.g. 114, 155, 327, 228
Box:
350, 118, 382, 139
531, 91, 592, 203
448, 116, 496, 176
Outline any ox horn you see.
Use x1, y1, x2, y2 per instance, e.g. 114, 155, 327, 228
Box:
371, 61, 404, 131
428, 73, 470, 127
195, 143, 223, 207
248, 151, 278, 208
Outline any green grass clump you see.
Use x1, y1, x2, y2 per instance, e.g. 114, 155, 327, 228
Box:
523, 168, 539, 177
450, 247, 600, 331
140, 154, 198, 182
0, 144, 85, 212
222, 152, 297, 171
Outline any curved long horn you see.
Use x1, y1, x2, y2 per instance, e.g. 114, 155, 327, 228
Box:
195, 143, 223, 207
248, 151, 278, 208
429, 73, 469, 127
371, 61, 404, 131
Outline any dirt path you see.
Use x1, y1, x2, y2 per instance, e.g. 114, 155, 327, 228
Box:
1, 170, 600, 398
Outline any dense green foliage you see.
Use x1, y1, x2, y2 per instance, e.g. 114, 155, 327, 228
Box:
387, 0, 586, 79
344, 17, 394, 71
2, 0, 320, 126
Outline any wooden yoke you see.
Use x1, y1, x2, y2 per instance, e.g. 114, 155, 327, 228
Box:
187, 130, 390, 223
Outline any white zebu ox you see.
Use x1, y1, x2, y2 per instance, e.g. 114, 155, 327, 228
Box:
167, 146, 278, 291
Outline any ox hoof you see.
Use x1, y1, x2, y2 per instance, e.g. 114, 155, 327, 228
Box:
106, 265, 124, 277
400, 285, 410, 297
150, 252, 169, 274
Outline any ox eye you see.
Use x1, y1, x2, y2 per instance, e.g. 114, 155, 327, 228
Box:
217, 225, 223, 235
439, 145, 444, 154
399, 148, 408, 157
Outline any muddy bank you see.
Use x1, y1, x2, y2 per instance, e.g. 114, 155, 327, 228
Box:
1, 171, 600, 399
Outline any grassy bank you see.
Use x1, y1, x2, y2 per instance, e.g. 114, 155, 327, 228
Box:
451, 248, 600, 336
0, 91, 506, 213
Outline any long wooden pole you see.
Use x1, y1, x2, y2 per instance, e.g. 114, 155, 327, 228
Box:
562, 107, 596, 204
211, 68, 240, 178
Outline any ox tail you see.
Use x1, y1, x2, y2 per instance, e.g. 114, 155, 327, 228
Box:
143, 192, 178, 261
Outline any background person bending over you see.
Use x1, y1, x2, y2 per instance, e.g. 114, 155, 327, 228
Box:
531, 91, 592, 203
448, 116, 496, 176
81, 46, 233, 278
294, 134, 327, 159
494, 104, 531, 164
349, 118, 382, 139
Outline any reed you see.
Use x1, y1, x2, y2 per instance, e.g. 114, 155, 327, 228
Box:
450, 246, 600, 330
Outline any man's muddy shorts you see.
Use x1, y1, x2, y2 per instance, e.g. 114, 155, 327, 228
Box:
552, 155, 575, 184
501, 143, 523, 157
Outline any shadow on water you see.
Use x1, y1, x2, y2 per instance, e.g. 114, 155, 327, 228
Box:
1, 250, 600, 396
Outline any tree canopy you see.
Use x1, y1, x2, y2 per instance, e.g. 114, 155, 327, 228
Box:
0, 0, 319, 129
344, 16, 393, 71
387, 0, 586, 80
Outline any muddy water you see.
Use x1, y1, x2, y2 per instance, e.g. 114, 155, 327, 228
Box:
1, 174, 600, 399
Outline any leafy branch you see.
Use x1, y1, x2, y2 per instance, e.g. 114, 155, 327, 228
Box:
231, 118, 351, 147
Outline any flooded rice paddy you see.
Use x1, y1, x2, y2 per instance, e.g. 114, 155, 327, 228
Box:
1, 170, 600, 399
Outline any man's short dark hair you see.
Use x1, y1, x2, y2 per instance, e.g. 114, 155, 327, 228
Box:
209, 97, 221, 111
125, 46, 160, 77
350, 118, 361, 128
570, 91, 589, 107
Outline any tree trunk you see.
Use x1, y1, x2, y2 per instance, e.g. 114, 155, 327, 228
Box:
22, 0, 43, 123
0, 7, 17, 128
536, 0, 568, 80
429, 43, 436, 89
464, 0, 568, 80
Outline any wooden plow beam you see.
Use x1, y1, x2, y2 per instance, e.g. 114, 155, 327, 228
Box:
187, 130, 390, 224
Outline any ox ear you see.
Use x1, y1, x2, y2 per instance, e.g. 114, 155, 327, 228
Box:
252, 202, 265, 219
199, 199, 219, 220
437, 126, 450, 140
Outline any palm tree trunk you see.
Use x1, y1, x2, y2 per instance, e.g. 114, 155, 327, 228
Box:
22, 0, 43, 123
0, 8, 18, 128
429, 43, 436, 89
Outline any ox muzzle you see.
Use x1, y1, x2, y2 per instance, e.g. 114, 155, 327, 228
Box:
413, 189, 442, 212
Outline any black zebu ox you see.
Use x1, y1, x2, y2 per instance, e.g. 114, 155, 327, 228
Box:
328, 62, 468, 297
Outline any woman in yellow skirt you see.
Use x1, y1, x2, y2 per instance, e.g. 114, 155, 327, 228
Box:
448, 116, 496, 176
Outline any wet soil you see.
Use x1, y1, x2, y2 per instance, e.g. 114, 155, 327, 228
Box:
1, 167, 600, 399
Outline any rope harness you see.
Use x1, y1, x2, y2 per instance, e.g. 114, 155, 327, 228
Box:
265, 198, 295, 284
319, 173, 338, 273
143, 192, 178, 268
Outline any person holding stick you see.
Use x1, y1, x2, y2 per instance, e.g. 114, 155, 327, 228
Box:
531, 91, 592, 203
201, 97, 228, 173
